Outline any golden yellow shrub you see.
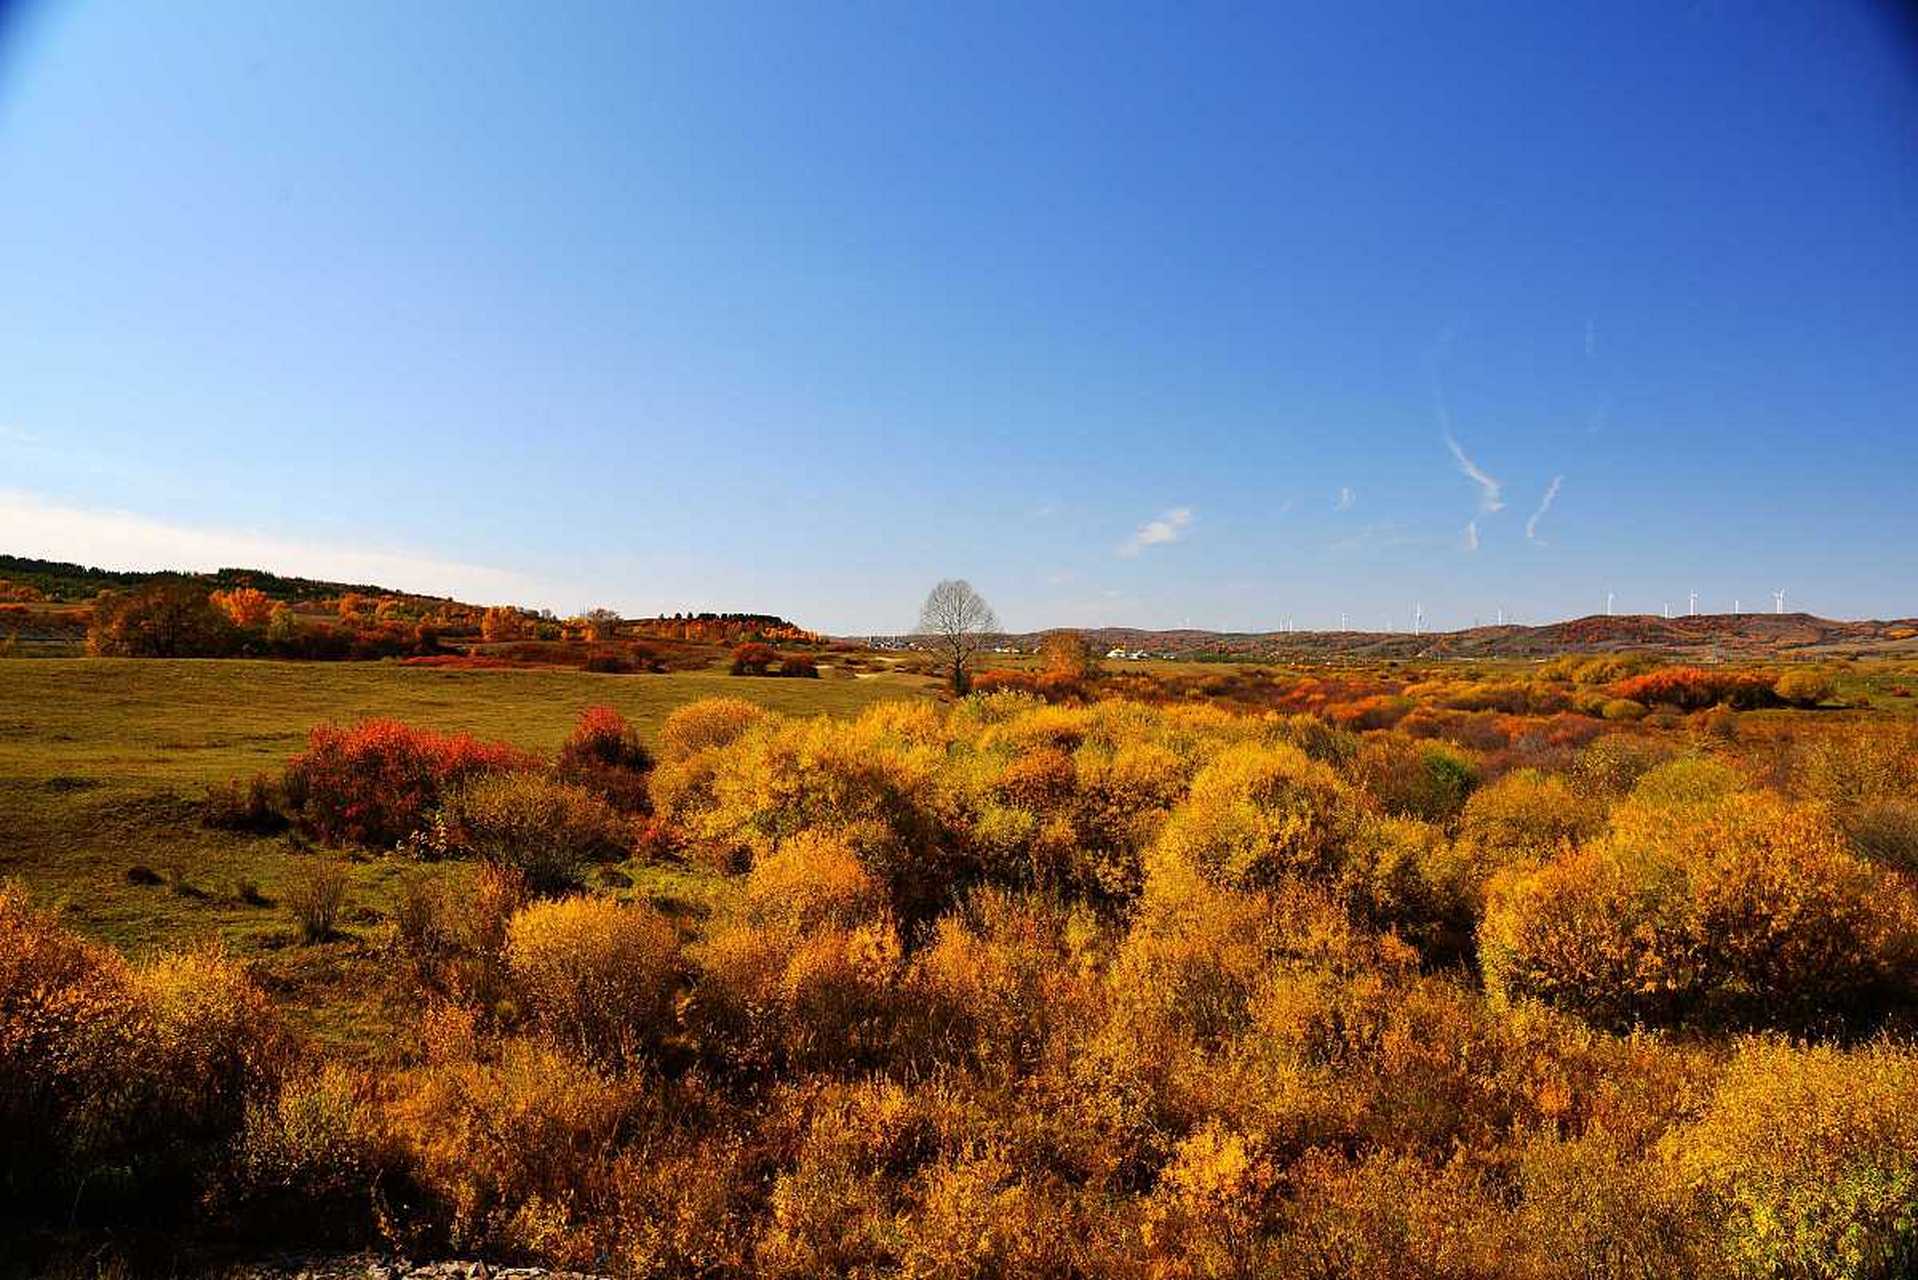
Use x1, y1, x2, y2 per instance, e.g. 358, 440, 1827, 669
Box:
233, 1061, 385, 1205
1668, 1038, 1918, 1280
505, 896, 681, 1065
384, 1038, 637, 1259
657, 696, 766, 765
1483, 794, 1918, 1033
747, 829, 888, 931
1152, 741, 1361, 890
1, 885, 285, 1204
1455, 767, 1601, 881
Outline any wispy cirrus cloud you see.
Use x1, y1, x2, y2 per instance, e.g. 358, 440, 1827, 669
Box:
1526, 475, 1564, 542
1118, 506, 1193, 557
1334, 486, 1355, 512
0, 488, 549, 607
1443, 433, 1504, 515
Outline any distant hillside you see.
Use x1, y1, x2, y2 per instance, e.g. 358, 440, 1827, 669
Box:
0, 554, 815, 641
871, 613, 1918, 662
0, 554, 418, 605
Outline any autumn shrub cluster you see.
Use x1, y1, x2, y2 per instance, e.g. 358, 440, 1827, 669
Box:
88, 584, 447, 660
283, 719, 541, 847
1611, 664, 1780, 710
0, 883, 287, 1224
24, 688, 1918, 1275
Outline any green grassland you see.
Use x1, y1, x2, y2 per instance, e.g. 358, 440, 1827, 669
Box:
0, 658, 934, 1056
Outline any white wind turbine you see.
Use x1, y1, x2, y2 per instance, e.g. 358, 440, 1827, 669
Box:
1689, 590, 1698, 616
1605, 590, 1614, 616
1773, 589, 1787, 615
1414, 603, 1424, 636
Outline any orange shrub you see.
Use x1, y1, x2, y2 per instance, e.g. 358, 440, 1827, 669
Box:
479, 605, 529, 642
384, 1038, 638, 1260
211, 585, 275, 630
1612, 666, 1778, 711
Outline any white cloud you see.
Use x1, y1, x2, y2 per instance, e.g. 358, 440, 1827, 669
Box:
0, 488, 547, 606
1443, 433, 1504, 514
1118, 506, 1193, 557
1334, 487, 1355, 512
1526, 475, 1564, 542
1462, 520, 1480, 552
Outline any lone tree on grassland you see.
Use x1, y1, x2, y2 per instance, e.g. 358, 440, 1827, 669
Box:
918, 579, 999, 695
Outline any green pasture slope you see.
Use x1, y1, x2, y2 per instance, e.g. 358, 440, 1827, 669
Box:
0, 658, 933, 1055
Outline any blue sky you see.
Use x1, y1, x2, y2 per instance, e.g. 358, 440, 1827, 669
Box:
2, 1, 1915, 632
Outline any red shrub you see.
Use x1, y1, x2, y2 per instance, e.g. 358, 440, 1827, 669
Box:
555, 706, 654, 813
283, 720, 539, 847
730, 642, 777, 676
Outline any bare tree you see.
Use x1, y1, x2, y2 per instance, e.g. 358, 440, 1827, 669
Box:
917, 579, 999, 694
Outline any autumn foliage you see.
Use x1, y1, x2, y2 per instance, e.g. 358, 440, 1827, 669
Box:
15, 658, 1918, 1274
283, 719, 538, 847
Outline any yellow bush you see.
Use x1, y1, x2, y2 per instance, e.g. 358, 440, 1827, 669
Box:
910, 889, 1104, 1073
897, 1153, 1074, 1280
505, 896, 681, 1065
1797, 724, 1918, 805
385, 1038, 638, 1260
608, 1138, 754, 1279
657, 696, 765, 764
691, 914, 904, 1074
234, 1062, 385, 1205
1456, 768, 1600, 872
1483, 794, 1918, 1032
1669, 1039, 1918, 1279
1774, 668, 1837, 708
1152, 742, 1361, 890
444, 772, 632, 892
1140, 1121, 1278, 1279
747, 829, 888, 931
1572, 732, 1676, 795
0, 884, 285, 1205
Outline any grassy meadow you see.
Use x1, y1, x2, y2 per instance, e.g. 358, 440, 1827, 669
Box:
0, 657, 932, 1054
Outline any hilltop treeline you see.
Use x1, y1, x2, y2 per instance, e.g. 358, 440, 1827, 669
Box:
0, 554, 407, 604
